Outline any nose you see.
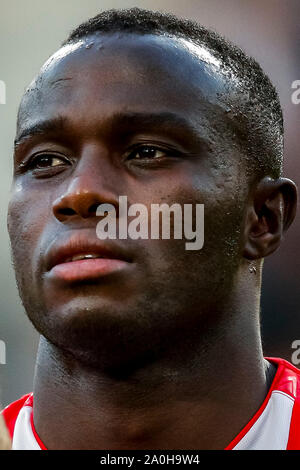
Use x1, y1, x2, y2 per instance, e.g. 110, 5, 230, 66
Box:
52, 149, 119, 223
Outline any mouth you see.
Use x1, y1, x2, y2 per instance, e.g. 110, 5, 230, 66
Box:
44, 233, 133, 283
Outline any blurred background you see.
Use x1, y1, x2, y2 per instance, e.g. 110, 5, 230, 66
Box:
0, 0, 299, 407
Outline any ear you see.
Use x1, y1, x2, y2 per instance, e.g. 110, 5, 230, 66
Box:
243, 177, 298, 260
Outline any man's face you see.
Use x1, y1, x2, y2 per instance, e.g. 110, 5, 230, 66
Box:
7, 33, 248, 370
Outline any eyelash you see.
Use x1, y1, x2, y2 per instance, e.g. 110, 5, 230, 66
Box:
29, 154, 68, 169
19, 152, 69, 173
125, 144, 178, 161
19, 144, 179, 174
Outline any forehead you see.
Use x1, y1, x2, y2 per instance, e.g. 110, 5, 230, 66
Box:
17, 33, 233, 139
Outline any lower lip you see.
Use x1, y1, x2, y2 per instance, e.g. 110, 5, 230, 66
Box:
48, 258, 129, 282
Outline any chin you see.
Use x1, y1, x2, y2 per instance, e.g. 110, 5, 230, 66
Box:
30, 299, 165, 373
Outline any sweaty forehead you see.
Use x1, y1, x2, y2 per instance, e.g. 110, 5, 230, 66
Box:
17, 33, 234, 135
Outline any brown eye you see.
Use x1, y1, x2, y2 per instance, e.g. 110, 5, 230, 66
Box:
127, 146, 167, 160
32, 154, 66, 169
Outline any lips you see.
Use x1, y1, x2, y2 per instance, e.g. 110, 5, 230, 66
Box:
44, 232, 132, 283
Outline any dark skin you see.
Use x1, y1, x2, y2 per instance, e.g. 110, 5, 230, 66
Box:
7, 33, 297, 449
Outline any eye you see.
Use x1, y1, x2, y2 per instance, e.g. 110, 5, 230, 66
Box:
126, 145, 169, 160
29, 154, 67, 169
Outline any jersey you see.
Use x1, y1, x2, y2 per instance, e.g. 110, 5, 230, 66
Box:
2, 357, 300, 450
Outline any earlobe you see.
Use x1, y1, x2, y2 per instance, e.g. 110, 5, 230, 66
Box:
243, 177, 298, 260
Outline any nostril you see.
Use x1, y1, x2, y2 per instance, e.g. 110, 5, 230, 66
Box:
88, 203, 100, 215
58, 208, 77, 216
53, 194, 117, 221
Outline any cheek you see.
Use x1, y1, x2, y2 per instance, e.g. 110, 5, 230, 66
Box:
137, 168, 245, 267
7, 188, 49, 265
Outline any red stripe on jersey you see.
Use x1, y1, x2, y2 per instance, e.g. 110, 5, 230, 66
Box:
286, 364, 300, 451
30, 412, 47, 450
287, 399, 300, 449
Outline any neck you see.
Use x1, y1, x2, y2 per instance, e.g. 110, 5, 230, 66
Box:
33, 279, 275, 449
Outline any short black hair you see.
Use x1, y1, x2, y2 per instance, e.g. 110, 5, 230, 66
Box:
62, 7, 283, 180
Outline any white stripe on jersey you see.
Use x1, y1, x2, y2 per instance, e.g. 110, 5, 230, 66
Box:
233, 390, 294, 449
12, 405, 40, 450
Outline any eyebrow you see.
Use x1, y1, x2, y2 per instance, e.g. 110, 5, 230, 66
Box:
14, 111, 204, 149
14, 116, 67, 148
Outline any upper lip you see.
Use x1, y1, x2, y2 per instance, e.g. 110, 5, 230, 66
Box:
45, 231, 132, 272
